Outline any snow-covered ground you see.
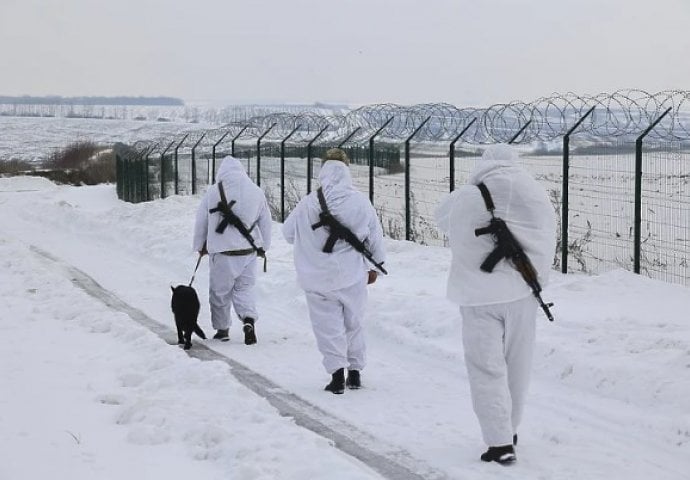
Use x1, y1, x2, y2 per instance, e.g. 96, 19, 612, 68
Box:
0, 176, 688, 480
0, 116, 210, 163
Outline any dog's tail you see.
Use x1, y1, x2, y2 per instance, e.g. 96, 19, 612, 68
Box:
194, 325, 207, 340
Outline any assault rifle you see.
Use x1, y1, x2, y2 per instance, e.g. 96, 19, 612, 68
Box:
311, 188, 387, 275
474, 183, 554, 321
209, 181, 267, 270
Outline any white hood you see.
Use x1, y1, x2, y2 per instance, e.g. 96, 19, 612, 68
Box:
215, 156, 251, 192
469, 143, 520, 185
318, 160, 355, 209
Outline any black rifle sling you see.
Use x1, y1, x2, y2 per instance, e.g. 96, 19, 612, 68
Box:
476, 182, 495, 214
312, 187, 343, 253
475, 182, 505, 272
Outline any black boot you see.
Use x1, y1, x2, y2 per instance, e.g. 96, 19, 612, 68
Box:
213, 329, 229, 341
346, 370, 361, 389
243, 318, 257, 345
324, 368, 345, 394
480, 445, 516, 465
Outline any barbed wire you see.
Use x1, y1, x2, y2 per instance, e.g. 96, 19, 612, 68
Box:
133, 90, 690, 151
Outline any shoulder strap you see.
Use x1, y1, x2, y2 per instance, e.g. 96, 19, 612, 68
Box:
218, 181, 228, 206
311, 187, 330, 231
316, 187, 329, 214
476, 182, 495, 214
315, 188, 339, 253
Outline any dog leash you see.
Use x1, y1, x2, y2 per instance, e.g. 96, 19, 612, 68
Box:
188, 253, 203, 287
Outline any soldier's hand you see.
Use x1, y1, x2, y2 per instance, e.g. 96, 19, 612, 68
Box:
367, 270, 378, 285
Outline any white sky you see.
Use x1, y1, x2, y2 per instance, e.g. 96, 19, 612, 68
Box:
1, 0, 689, 106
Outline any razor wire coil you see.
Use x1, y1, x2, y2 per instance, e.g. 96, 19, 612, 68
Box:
129, 90, 690, 154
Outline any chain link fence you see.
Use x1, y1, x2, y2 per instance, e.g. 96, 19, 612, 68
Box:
116, 91, 690, 287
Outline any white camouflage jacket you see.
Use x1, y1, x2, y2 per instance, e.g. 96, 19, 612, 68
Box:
435, 144, 556, 306
193, 156, 272, 254
282, 160, 386, 292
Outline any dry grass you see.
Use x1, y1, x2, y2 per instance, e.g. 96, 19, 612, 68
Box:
40, 142, 116, 185
45, 141, 100, 170
0, 159, 34, 175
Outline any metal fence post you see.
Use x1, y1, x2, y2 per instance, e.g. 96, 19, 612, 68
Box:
508, 120, 532, 144
136, 150, 145, 202
337, 127, 361, 148
191, 133, 206, 195
143, 146, 153, 201
136, 154, 144, 202
123, 153, 130, 202
115, 153, 123, 199
174, 134, 189, 195
449, 118, 477, 192
160, 141, 175, 199
280, 125, 301, 222
211, 130, 232, 184
368, 117, 394, 204
136, 152, 146, 202
307, 126, 329, 194
145, 150, 152, 201
561, 106, 595, 273
231, 125, 249, 157
121, 153, 129, 201
405, 117, 431, 241
634, 106, 672, 274
256, 123, 276, 187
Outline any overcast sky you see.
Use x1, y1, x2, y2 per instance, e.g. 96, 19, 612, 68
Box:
1, 0, 688, 107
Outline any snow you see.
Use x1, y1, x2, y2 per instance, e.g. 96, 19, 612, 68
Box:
1, 176, 689, 480
0, 116, 210, 162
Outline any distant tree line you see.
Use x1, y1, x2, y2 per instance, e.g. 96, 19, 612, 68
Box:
0, 95, 184, 106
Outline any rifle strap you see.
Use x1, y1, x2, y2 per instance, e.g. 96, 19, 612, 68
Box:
312, 187, 341, 253
476, 182, 504, 272
476, 182, 495, 215
218, 180, 228, 207
310, 187, 329, 230
208, 181, 228, 213
316, 187, 329, 216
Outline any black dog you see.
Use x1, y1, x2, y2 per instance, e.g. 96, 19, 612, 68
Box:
170, 285, 206, 350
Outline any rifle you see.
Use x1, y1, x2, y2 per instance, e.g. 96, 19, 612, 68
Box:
311, 188, 387, 275
474, 183, 554, 321
209, 181, 267, 270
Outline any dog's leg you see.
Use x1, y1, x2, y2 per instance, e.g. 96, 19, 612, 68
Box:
175, 318, 185, 345
184, 329, 193, 350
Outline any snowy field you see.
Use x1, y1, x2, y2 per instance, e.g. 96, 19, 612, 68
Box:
0, 116, 210, 162
0, 102, 347, 163
1, 176, 689, 480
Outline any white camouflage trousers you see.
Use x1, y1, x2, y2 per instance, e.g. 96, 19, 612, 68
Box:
209, 253, 258, 330
305, 280, 368, 375
460, 295, 537, 447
